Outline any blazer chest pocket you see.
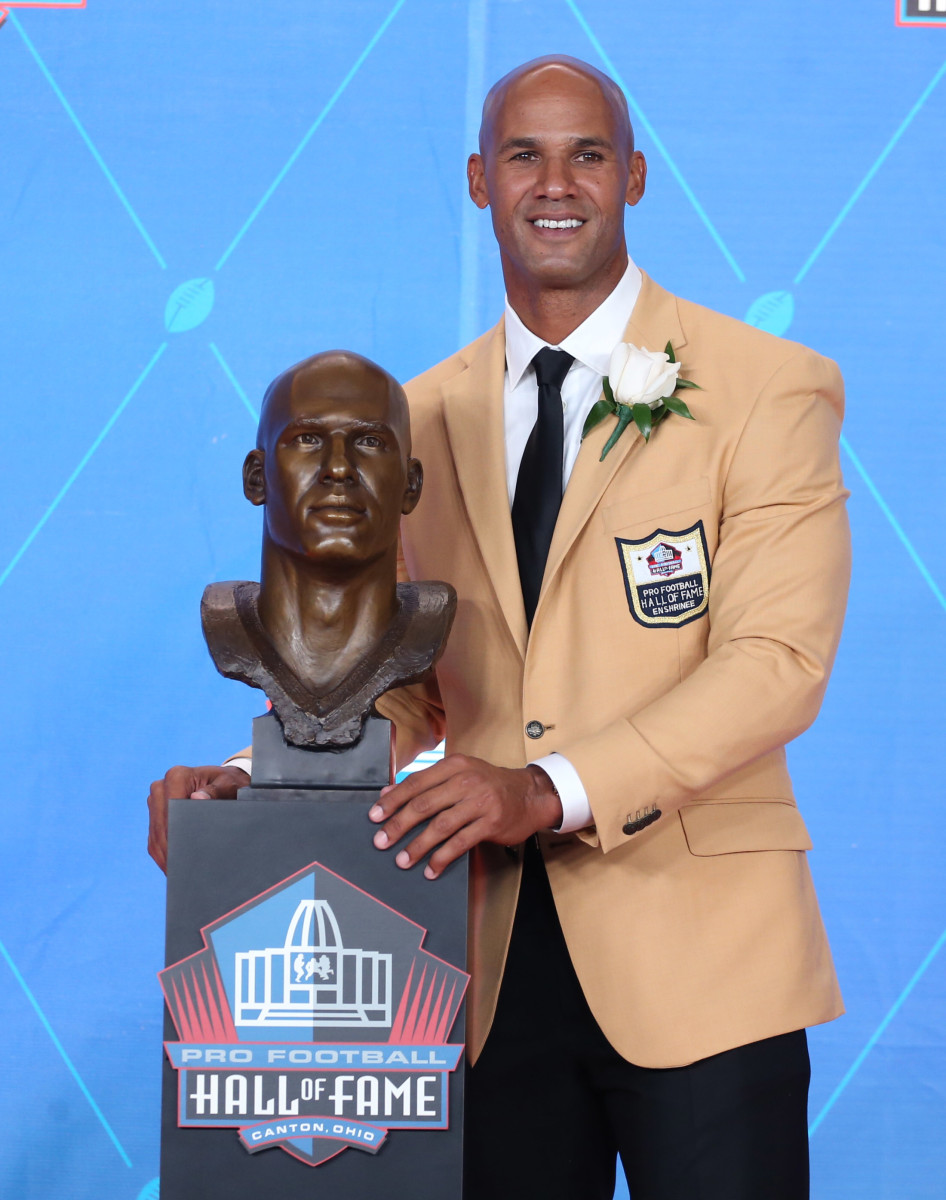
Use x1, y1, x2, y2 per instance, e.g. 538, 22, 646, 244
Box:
679, 800, 813, 856
603, 476, 712, 534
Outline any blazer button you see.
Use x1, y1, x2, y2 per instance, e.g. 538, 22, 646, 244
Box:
525, 720, 545, 740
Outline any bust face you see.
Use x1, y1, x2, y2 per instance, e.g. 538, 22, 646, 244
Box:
245, 353, 421, 571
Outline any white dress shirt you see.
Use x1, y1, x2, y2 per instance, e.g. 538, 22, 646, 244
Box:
504, 257, 642, 832
229, 259, 643, 835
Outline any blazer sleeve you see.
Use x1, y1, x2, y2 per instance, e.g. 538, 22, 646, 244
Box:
562, 349, 851, 854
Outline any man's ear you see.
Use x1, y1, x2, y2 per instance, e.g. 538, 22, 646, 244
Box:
625, 150, 647, 208
401, 458, 423, 515
243, 450, 266, 506
467, 154, 489, 210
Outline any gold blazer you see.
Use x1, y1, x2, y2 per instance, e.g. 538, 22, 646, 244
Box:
377, 272, 850, 1068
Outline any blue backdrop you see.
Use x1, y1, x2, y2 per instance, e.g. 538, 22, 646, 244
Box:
1, 2, 944, 1197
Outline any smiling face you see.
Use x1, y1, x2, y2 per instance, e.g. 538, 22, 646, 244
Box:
244, 352, 421, 572
468, 58, 645, 300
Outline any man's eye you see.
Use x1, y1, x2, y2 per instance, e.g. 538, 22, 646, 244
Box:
293, 432, 319, 445
359, 435, 384, 448
576, 152, 603, 163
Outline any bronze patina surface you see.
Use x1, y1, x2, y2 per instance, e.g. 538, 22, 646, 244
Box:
201, 349, 455, 747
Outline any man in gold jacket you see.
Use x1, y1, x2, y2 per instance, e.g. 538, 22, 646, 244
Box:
150, 55, 849, 1200
368, 55, 848, 1200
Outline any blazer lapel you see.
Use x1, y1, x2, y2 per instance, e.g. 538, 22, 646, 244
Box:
442, 320, 529, 657
538, 273, 689, 620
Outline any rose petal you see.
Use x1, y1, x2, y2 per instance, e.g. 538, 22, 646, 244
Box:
612, 345, 653, 403
608, 342, 631, 382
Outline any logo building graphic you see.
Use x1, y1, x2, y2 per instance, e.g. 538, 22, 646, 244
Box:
160, 862, 468, 1167
235, 898, 392, 1028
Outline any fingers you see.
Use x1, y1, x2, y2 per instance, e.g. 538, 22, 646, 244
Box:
406, 806, 496, 880
368, 755, 538, 881
200, 766, 250, 800
146, 765, 251, 873
147, 778, 168, 873
375, 754, 468, 813
369, 756, 473, 849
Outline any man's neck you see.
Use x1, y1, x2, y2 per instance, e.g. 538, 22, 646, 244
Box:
503, 251, 629, 345
256, 541, 399, 695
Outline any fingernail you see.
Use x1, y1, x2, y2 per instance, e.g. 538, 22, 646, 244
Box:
395, 850, 410, 869
368, 804, 384, 822
373, 830, 389, 849
380, 785, 393, 796
192, 790, 211, 799
424, 865, 438, 880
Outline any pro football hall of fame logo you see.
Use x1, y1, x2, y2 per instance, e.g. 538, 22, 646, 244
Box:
616, 521, 712, 629
160, 861, 469, 1167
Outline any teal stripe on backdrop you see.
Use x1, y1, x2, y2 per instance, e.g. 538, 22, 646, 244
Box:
9, 12, 168, 269
0, 940, 133, 1168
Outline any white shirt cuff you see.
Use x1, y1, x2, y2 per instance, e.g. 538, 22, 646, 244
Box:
530, 752, 593, 833
225, 756, 253, 778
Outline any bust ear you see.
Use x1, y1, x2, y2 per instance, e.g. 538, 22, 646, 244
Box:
402, 457, 423, 515
243, 450, 266, 506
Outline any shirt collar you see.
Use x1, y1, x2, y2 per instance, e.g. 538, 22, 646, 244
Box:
503, 257, 643, 388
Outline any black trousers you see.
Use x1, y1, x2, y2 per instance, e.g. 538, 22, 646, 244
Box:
463, 841, 811, 1200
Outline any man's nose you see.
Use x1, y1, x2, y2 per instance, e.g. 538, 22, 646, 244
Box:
321, 436, 356, 482
535, 154, 577, 198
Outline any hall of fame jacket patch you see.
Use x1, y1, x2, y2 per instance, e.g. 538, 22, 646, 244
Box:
616, 521, 711, 628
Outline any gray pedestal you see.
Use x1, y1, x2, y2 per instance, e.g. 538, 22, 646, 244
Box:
160, 713, 468, 1199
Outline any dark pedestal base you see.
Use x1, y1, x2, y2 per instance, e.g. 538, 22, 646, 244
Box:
160, 715, 467, 1200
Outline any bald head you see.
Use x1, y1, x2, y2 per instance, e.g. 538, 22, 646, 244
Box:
479, 56, 633, 158
257, 350, 411, 455
467, 55, 645, 325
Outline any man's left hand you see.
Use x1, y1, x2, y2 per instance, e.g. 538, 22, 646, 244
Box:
369, 755, 564, 879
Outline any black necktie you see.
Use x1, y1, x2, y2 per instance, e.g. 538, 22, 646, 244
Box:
512, 347, 574, 627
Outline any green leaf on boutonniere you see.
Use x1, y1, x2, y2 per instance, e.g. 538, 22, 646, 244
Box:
601, 375, 616, 406
632, 402, 653, 442
665, 340, 676, 364
582, 397, 615, 439
662, 394, 695, 420
599, 404, 634, 460
673, 378, 702, 390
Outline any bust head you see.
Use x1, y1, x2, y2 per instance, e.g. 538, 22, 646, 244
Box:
243, 350, 423, 574
201, 350, 454, 749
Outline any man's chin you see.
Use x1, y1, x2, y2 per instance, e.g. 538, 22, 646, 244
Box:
515, 251, 613, 292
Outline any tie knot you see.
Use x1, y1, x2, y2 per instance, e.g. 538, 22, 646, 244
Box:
532, 347, 574, 392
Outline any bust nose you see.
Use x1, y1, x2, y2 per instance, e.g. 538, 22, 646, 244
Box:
321, 435, 356, 483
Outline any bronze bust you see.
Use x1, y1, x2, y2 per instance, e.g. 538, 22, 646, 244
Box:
201, 350, 455, 748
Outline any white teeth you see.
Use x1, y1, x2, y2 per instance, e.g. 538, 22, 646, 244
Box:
533, 218, 583, 229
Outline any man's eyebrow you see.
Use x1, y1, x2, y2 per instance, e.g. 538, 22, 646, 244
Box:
497, 136, 541, 154
496, 135, 614, 154
570, 136, 614, 151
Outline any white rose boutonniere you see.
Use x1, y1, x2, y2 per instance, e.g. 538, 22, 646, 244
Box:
582, 341, 702, 460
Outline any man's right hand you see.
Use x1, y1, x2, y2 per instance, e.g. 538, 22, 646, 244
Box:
147, 765, 250, 872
